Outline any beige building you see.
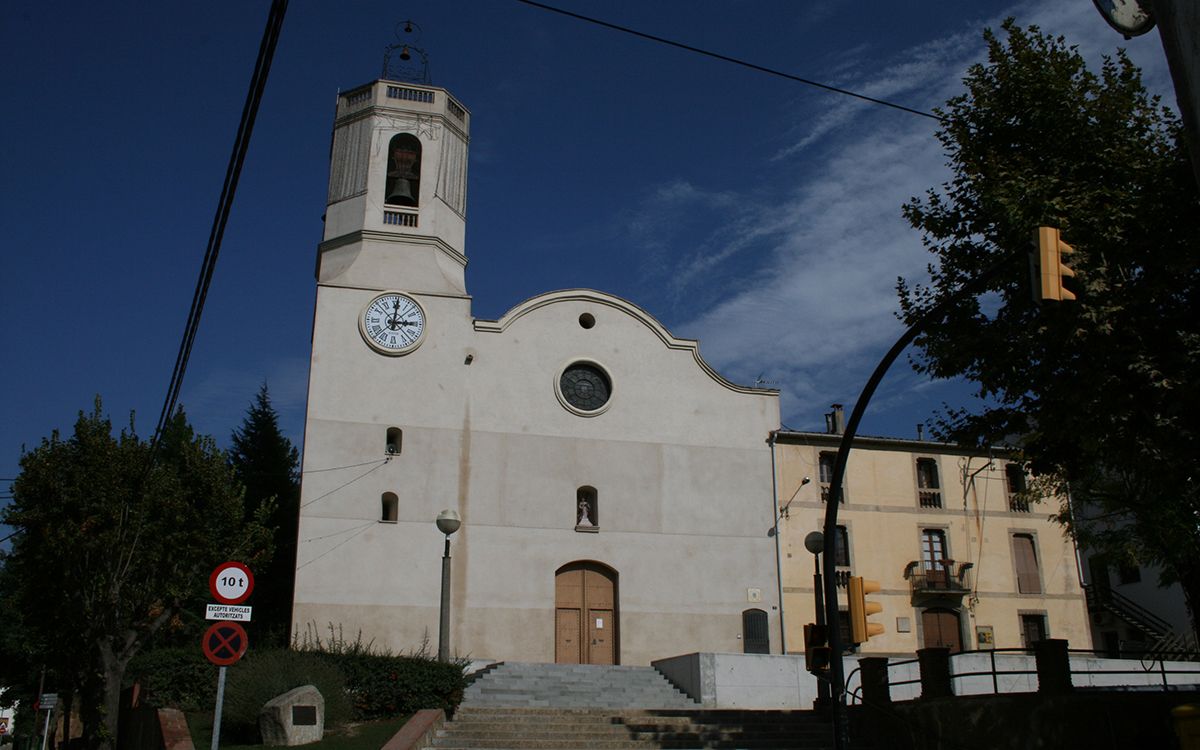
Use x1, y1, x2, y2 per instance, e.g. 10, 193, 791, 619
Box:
772, 411, 1093, 655
291, 77, 782, 666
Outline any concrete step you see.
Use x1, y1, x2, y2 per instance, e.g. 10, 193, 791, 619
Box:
461, 662, 699, 709
429, 706, 835, 750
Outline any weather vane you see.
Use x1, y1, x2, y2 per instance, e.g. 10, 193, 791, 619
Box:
382, 20, 431, 84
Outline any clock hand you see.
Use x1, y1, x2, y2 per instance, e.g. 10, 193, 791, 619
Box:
386, 298, 404, 330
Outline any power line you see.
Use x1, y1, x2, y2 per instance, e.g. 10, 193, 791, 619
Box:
303, 458, 392, 474
513, 0, 941, 122
301, 461, 389, 509
151, 0, 289, 451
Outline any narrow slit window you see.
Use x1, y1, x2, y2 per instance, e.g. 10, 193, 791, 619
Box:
381, 492, 398, 523
386, 427, 403, 455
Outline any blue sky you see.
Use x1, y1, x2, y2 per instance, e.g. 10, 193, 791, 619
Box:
0, 2, 1173, 511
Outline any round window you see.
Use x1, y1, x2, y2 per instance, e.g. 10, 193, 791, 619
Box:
559, 363, 611, 413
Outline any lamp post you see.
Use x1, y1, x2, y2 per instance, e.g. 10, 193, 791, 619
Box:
804, 531, 832, 710
436, 509, 461, 662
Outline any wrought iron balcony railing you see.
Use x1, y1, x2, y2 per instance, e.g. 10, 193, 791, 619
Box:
905, 561, 974, 596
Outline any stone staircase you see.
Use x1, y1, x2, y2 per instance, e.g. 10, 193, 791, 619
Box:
461, 662, 699, 709
422, 663, 836, 749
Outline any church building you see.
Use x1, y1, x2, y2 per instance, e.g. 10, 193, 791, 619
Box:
291, 76, 783, 666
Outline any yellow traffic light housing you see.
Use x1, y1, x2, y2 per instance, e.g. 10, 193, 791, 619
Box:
1031, 226, 1077, 302
848, 576, 884, 645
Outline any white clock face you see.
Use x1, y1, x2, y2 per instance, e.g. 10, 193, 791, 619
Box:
360, 292, 426, 355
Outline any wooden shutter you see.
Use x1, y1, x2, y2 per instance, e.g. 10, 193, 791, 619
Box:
1012, 534, 1041, 594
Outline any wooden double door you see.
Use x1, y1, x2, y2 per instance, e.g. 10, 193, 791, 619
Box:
555, 562, 617, 665
921, 608, 963, 653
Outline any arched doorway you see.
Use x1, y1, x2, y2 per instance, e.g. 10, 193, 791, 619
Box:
742, 609, 769, 654
555, 561, 618, 664
921, 607, 963, 653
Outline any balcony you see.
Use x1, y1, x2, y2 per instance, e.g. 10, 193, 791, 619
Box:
819, 484, 845, 503
905, 560, 973, 599
918, 489, 942, 508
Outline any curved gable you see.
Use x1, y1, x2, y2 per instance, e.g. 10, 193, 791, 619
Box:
474, 288, 778, 397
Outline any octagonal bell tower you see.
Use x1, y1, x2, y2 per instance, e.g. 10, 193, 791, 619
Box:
318, 79, 470, 295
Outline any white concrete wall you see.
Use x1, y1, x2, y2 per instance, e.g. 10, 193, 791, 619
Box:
654, 652, 817, 708
651, 652, 1200, 708
295, 285, 782, 665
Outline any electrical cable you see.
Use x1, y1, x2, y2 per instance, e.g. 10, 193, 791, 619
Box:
302, 458, 392, 474
300, 460, 389, 508
150, 0, 289, 453
513, 0, 941, 122
301, 520, 376, 545
296, 522, 376, 570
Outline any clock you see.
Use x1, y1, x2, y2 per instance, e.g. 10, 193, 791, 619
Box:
360, 292, 427, 355
557, 361, 612, 415
1092, 0, 1154, 37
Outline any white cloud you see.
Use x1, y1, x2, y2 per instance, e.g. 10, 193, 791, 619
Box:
663, 1, 1171, 431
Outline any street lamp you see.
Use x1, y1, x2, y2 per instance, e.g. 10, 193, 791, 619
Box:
436, 509, 461, 662
804, 530, 832, 710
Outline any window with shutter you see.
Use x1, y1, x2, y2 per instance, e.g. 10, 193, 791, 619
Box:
1012, 534, 1041, 594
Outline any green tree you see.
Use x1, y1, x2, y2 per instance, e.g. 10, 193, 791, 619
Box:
229, 384, 300, 647
0, 400, 271, 750
898, 22, 1200, 638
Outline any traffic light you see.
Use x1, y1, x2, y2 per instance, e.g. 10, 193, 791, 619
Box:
803, 623, 831, 673
848, 576, 884, 645
1031, 226, 1077, 302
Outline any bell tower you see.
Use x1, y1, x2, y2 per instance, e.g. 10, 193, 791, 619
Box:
318, 79, 470, 296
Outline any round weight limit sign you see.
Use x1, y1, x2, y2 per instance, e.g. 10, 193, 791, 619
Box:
209, 561, 255, 605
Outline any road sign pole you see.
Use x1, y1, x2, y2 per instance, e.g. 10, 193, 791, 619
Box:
39, 709, 50, 750
211, 666, 227, 750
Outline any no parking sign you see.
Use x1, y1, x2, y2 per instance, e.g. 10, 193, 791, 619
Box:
202, 621, 248, 667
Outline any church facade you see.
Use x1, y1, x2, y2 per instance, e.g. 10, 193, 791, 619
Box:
291, 78, 783, 666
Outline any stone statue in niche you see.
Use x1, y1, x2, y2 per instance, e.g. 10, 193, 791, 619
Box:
577, 499, 594, 527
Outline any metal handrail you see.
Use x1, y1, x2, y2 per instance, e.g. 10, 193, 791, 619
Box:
1086, 584, 1173, 636
862, 646, 1200, 698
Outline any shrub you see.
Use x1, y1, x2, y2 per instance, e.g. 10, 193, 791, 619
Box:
130, 624, 466, 732
328, 652, 464, 719
294, 623, 466, 719
221, 649, 351, 742
127, 647, 215, 711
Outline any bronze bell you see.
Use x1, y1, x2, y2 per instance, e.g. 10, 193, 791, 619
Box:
386, 177, 416, 206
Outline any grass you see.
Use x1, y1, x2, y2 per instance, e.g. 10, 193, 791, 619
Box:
186, 713, 412, 750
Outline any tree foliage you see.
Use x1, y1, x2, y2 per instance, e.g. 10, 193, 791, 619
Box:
898, 22, 1200, 635
0, 400, 271, 750
229, 383, 300, 646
